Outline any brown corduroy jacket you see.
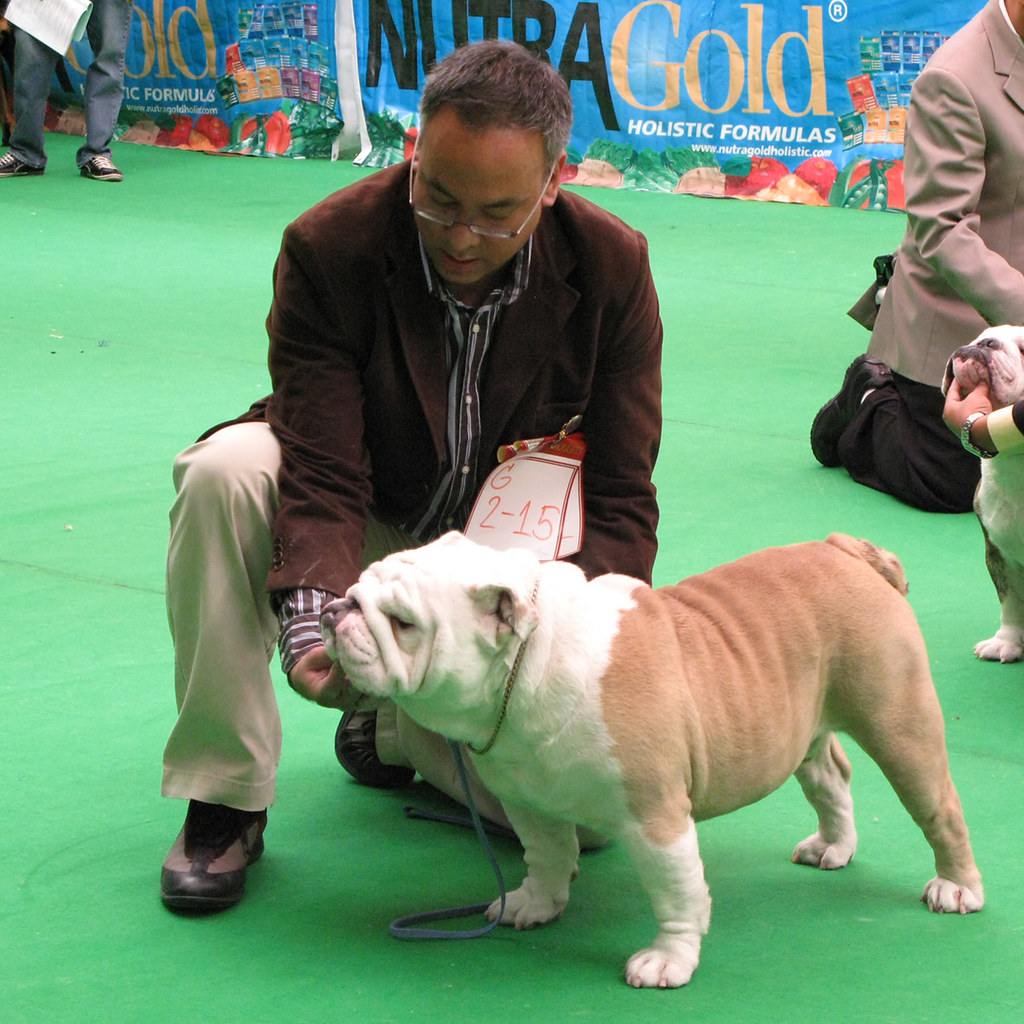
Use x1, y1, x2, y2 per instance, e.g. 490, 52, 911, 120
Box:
217, 161, 664, 599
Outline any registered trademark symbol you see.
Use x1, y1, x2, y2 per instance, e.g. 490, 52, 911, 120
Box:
828, 0, 848, 21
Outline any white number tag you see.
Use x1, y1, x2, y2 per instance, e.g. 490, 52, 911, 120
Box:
464, 433, 584, 561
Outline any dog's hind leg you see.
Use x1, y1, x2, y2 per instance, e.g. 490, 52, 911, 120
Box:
844, 670, 984, 914
869, 749, 982, 912
792, 732, 858, 869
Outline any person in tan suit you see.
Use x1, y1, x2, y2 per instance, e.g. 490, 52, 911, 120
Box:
158, 41, 663, 913
812, 0, 1024, 512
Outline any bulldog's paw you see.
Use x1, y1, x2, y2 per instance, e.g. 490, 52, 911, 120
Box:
974, 631, 1023, 663
624, 939, 700, 989
922, 877, 984, 915
485, 884, 566, 930
791, 832, 856, 870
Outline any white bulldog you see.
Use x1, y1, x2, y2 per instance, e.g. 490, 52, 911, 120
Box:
320, 532, 983, 989
943, 324, 1024, 662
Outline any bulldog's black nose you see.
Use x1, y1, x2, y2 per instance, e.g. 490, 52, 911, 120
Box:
321, 596, 358, 636
954, 343, 991, 364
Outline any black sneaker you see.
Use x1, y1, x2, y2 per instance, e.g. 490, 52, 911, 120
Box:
80, 154, 123, 182
810, 355, 893, 467
335, 710, 416, 788
0, 152, 45, 177
160, 801, 267, 912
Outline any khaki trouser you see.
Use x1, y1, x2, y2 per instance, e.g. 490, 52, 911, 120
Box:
161, 421, 515, 830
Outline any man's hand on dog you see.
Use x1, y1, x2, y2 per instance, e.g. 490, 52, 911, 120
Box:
943, 377, 993, 440
289, 645, 360, 709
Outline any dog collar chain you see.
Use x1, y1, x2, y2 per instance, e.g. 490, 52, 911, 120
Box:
961, 411, 998, 459
466, 583, 538, 756
466, 637, 529, 755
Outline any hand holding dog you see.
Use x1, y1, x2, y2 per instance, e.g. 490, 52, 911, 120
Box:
943, 378, 993, 444
288, 645, 358, 709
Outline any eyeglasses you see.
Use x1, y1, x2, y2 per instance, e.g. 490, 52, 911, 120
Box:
408, 134, 554, 240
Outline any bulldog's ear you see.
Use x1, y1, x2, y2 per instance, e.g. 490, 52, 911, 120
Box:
470, 584, 539, 644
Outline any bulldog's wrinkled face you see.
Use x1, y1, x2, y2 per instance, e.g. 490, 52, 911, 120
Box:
320, 533, 540, 709
942, 325, 1024, 408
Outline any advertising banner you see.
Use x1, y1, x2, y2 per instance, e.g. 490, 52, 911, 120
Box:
52, 0, 368, 157
354, 0, 976, 210
46, 0, 982, 209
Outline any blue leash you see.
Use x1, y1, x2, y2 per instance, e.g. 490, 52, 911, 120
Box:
389, 739, 509, 940
401, 805, 517, 841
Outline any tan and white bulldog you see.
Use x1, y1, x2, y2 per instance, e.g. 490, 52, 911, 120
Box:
943, 324, 1024, 662
320, 532, 983, 989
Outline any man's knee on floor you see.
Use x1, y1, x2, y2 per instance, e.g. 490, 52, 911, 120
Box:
173, 424, 281, 504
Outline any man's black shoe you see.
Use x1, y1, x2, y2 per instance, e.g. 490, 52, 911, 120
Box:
336, 710, 416, 788
0, 152, 44, 177
79, 154, 123, 181
810, 355, 893, 467
161, 801, 266, 912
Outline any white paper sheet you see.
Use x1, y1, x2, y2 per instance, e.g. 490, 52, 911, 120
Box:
5, 0, 93, 56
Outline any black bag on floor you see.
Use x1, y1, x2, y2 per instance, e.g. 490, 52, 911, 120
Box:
848, 253, 896, 331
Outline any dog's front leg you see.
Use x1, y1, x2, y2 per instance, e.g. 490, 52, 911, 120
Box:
485, 805, 579, 930
975, 537, 1024, 662
620, 817, 710, 989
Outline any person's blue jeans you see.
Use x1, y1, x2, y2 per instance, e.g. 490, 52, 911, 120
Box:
10, 0, 133, 169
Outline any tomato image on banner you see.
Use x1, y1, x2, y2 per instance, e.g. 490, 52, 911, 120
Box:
723, 157, 790, 197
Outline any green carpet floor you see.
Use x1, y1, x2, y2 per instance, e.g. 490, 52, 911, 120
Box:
3, 133, 1022, 1022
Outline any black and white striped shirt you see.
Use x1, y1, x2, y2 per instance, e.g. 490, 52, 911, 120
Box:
277, 240, 532, 674
412, 238, 531, 536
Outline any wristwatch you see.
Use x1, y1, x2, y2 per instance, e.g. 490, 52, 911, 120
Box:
960, 411, 998, 459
